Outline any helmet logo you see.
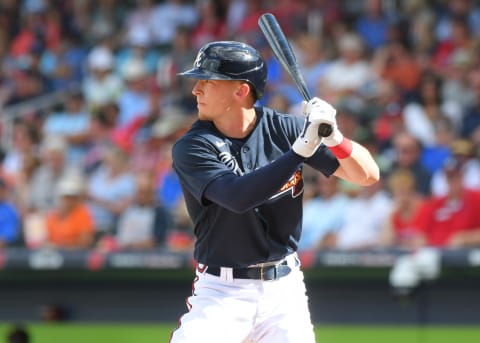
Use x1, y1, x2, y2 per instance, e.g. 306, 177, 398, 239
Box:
194, 51, 205, 68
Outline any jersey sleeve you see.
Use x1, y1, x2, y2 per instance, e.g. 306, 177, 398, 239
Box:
306, 145, 340, 177
172, 135, 233, 203
273, 110, 340, 177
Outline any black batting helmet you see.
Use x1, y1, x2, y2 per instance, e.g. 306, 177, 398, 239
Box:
178, 41, 267, 99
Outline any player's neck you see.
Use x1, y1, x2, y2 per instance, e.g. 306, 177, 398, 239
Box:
214, 107, 257, 139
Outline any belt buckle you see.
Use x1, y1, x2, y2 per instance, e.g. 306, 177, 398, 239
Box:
260, 264, 278, 281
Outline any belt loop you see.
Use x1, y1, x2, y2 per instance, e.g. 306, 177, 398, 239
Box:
221, 267, 234, 282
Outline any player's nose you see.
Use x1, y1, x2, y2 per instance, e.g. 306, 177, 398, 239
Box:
192, 81, 203, 96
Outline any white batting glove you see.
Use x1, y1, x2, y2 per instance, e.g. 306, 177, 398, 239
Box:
292, 97, 332, 158
302, 97, 343, 147
292, 116, 323, 158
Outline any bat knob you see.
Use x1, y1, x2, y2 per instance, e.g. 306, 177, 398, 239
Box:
318, 123, 333, 137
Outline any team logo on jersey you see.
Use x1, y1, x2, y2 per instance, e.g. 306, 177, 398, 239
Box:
215, 140, 226, 148
270, 170, 304, 199
219, 151, 243, 176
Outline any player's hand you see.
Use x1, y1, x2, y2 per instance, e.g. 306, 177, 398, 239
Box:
292, 97, 333, 158
302, 97, 343, 147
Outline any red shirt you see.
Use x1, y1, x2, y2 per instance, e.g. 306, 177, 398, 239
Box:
390, 200, 425, 244
417, 190, 480, 246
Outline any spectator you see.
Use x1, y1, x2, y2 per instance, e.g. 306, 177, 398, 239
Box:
42, 91, 91, 165
9, 3, 60, 58
123, 0, 156, 48
371, 41, 421, 95
320, 32, 373, 103
39, 32, 88, 91
0, 178, 21, 248
416, 156, 480, 248
156, 26, 197, 108
432, 17, 474, 71
82, 45, 123, 110
402, 72, 462, 146
333, 178, 392, 250
116, 25, 159, 76
87, 0, 127, 43
2, 119, 40, 185
434, 0, 480, 43
370, 79, 405, 150
87, 144, 136, 234
28, 135, 83, 213
355, 0, 391, 51
388, 130, 432, 196
430, 138, 480, 196
12, 152, 41, 217
299, 173, 350, 251
130, 108, 186, 177
420, 115, 456, 175
191, 0, 227, 50
117, 58, 152, 127
440, 49, 475, 110
44, 173, 94, 250
380, 168, 425, 249
82, 103, 119, 174
150, 0, 198, 47
108, 173, 173, 250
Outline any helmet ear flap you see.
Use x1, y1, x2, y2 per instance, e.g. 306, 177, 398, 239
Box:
178, 41, 268, 99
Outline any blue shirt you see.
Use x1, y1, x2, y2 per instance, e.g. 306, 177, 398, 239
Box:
0, 202, 20, 243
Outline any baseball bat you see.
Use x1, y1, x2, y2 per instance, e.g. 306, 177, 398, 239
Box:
258, 13, 333, 137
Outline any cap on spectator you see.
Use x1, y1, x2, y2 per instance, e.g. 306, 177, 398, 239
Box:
88, 46, 114, 71
121, 58, 147, 81
451, 139, 473, 157
57, 174, 84, 197
151, 115, 185, 139
338, 33, 364, 53
41, 135, 67, 153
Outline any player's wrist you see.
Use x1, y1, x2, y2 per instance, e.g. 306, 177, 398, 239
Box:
325, 130, 353, 159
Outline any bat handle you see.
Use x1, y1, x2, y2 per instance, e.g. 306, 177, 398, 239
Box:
318, 123, 333, 137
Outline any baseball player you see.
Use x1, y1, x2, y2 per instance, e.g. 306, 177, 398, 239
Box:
169, 41, 379, 343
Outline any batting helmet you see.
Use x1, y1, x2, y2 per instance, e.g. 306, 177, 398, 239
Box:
178, 41, 268, 99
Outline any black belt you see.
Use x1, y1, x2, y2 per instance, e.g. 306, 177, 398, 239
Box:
204, 259, 296, 281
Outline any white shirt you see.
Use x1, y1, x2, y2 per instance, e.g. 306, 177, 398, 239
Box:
335, 190, 393, 250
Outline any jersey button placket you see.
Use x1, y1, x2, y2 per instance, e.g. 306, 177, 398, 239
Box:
242, 146, 252, 170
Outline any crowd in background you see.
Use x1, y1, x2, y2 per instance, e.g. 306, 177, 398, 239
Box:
1, 0, 480, 254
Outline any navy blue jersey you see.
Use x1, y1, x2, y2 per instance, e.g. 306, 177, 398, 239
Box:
172, 107, 339, 267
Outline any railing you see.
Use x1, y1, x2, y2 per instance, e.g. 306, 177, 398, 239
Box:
0, 84, 80, 149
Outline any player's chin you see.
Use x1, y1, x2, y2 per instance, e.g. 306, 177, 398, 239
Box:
197, 111, 210, 121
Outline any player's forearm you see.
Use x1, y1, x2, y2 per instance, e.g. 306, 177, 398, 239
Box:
204, 150, 304, 213
332, 141, 380, 186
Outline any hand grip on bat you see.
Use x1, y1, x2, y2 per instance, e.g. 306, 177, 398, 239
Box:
318, 123, 333, 137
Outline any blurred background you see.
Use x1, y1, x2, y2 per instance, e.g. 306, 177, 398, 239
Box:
1, 0, 480, 342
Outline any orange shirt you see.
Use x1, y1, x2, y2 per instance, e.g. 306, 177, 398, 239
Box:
46, 204, 94, 248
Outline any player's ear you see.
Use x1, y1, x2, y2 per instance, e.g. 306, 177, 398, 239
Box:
235, 82, 252, 99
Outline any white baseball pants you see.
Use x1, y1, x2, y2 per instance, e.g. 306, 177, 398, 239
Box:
169, 254, 316, 343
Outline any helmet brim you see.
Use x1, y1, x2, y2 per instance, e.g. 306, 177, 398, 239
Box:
177, 68, 232, 80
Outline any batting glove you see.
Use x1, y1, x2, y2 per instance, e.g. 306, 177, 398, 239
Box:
301, 97, 343, 147
292, 97, 335, 158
